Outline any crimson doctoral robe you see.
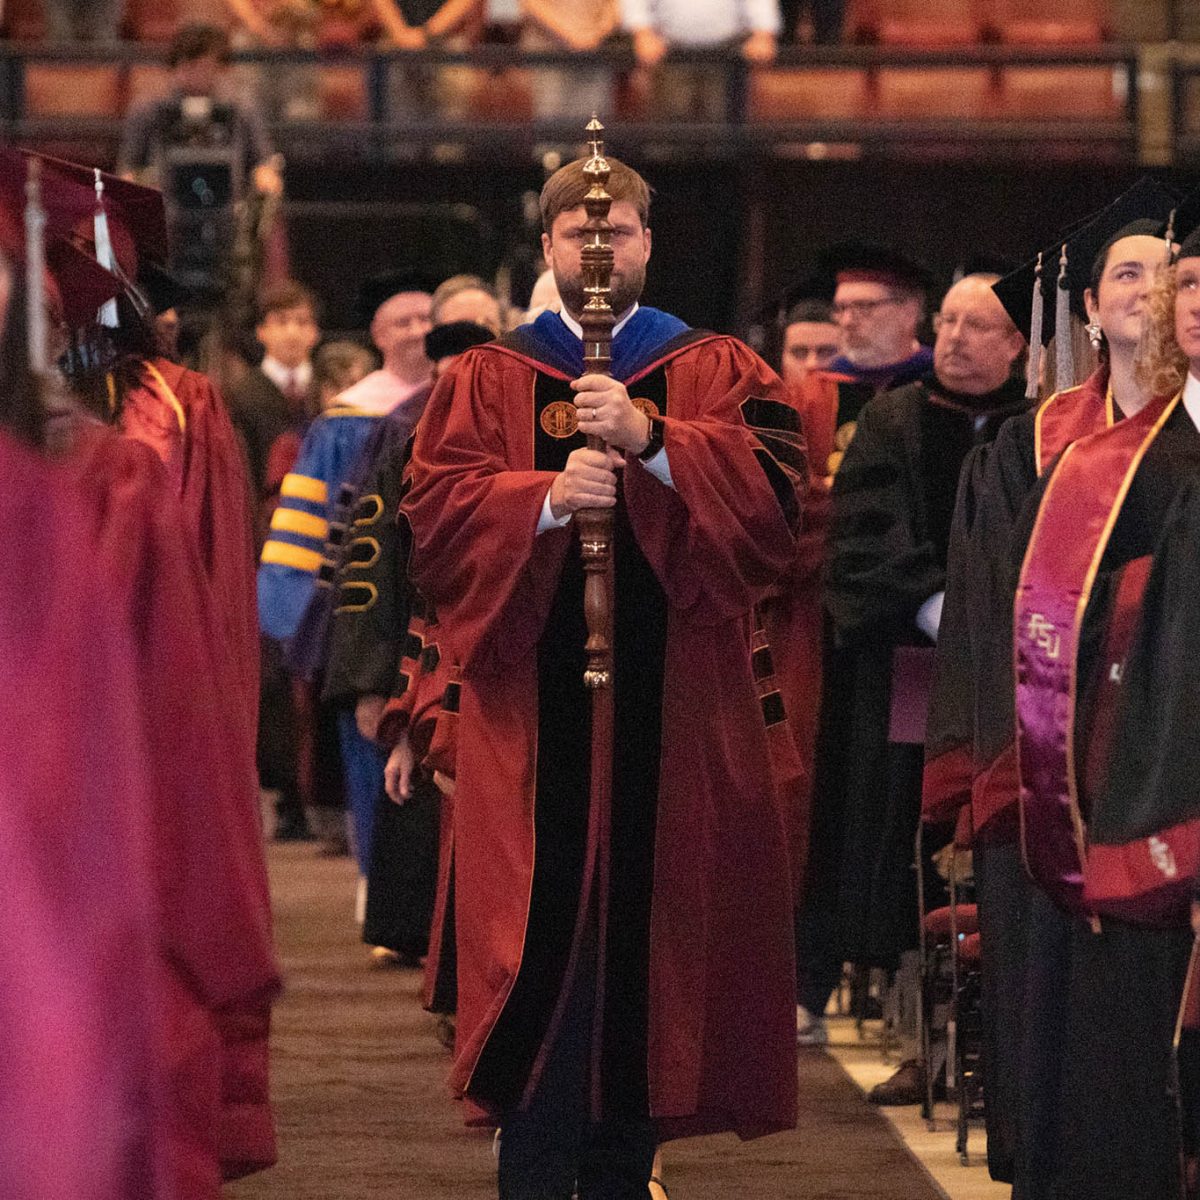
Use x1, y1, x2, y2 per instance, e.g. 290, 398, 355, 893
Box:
403, 313, 805, 1141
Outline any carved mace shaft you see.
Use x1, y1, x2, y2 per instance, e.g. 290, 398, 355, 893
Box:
577, 118, 616, 691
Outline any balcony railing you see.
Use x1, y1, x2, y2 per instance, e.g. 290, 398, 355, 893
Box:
0, 41, 1143, 163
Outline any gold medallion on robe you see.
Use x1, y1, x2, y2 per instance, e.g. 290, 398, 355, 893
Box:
541, 401, 579, 439
632, 398, 661, 420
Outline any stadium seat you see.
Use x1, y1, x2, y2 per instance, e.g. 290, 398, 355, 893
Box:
855, 0, 985, 47
999, 66, 1122, 119
923, 903, 980, 941
1, 0, 45, 40
25, 66, 123, 118
992, 0, 1110, 44
468, 69, 533, 123
126, 65, 173, 109
122, 0, 180, 43
749, 69, 870, 122
873, 68, 997, 120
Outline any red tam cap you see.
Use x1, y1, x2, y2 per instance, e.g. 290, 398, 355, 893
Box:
819, 242, 933, 298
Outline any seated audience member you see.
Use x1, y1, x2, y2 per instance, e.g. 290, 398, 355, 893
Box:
364, 1, 482, 120
370, 0, 481, 47
118, 23, 282, 200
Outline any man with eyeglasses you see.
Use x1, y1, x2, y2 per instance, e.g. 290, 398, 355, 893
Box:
796, 275, 1029, 1090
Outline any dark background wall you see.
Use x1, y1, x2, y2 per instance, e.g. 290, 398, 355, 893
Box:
286, 155, 1189, 342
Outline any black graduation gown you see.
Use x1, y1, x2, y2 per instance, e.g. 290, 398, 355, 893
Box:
947, 413, 1041, 1187
322, 417, 441, 961
1106, 475, 1200, 1166
820, 375, 1028, 968
1008, 404, 1200, 1200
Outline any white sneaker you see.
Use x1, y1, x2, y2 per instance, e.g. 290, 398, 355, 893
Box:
796, 1004, 829, 1046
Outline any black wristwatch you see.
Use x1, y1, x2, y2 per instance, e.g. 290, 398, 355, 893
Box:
637, 415, 665, 461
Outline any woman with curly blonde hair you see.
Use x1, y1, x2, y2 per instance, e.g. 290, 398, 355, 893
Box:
1135, 258, 1191, 401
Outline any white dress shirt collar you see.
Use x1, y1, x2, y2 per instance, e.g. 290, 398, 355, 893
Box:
557, 303, 639, 345
1184, 371, 1200, 431
261, 356, 313, 395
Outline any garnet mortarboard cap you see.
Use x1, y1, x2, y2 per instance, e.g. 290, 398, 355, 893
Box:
818, 241, 934, 297
0, 150, 122, 325
44, 239, 125, 328
0, 145, 100, 253
424, 319, 494, 362
24, 151, 169, 278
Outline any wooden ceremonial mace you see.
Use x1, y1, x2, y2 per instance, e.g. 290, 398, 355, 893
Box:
577, 117, 616, 693
575, 118, 617, 1117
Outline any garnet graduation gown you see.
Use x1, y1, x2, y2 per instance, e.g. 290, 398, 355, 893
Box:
0, 432, 161, 1200
119, 355, 260, 735
63, 417, 281, 1192
403, 308, 805, 1141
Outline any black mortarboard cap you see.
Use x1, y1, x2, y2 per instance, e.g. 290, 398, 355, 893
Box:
1179, 227, 1200, 262
994, 179, 1178, 346
1171, 187, 1200, 261
358, 269, 444, 326
994, 179, 1176, 396
424, 319, 494, 361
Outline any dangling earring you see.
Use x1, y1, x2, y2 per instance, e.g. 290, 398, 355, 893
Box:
1086, 321, 1103, 351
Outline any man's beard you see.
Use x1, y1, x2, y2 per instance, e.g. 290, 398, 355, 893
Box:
556, 265, 645, 323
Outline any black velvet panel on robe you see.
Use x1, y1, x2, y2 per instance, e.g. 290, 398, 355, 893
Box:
469, 366, 670, 1118
967, 411, 1038, 773
324, 423, 415, 707
817, 378, 1026, 967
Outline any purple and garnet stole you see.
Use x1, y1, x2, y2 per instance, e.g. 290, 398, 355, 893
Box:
1014, 392, 1178, 917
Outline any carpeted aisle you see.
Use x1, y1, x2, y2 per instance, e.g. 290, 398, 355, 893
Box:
229, 844, 946, 1200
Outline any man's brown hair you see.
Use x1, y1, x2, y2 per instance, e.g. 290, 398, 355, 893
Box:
256, 280, 318, 326
539, 157, 652, 233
